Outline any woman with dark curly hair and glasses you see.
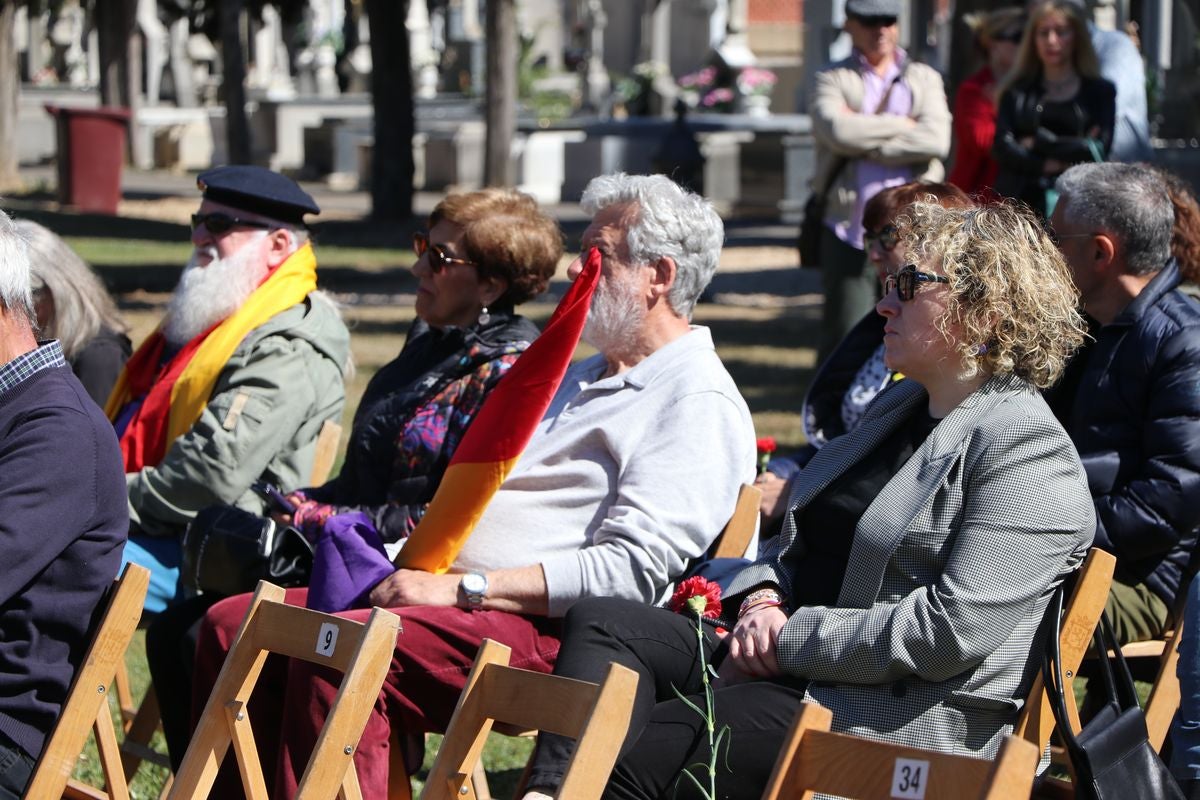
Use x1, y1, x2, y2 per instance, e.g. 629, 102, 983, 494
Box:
147, 187, 562, 767
522, 201, 1095, 800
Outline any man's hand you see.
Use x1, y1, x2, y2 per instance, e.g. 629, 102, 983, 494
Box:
755, 472, 791, 522
369, 569, 460, 608
721, 605, 788, 683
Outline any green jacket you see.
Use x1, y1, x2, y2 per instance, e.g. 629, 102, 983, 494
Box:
128, 292, 350, 537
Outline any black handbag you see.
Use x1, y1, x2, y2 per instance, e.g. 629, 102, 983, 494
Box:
1042, 593, 1184, 800
180, 505, 314, 597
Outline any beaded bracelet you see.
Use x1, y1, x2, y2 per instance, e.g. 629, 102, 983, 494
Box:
739, 588, 784, 619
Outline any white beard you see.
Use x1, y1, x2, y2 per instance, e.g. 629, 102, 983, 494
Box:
163, 237, 271, 347
581, 270, 646, 355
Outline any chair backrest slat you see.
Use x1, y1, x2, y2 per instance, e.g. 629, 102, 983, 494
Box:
711, 483, 762, 560
1013, 548, 1116, 751
420, 639, 637, 800
26, 563, 150, 800
762, 703, 1040, 800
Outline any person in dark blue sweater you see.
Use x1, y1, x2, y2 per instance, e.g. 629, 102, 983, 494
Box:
0, 209, 127, 797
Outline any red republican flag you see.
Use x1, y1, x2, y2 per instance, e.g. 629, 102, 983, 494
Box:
397, 248, 602, 573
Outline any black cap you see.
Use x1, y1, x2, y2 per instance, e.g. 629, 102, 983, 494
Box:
196, 165, 320, 225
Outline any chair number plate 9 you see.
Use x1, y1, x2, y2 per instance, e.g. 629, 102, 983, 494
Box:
890, 757, 928, 799
316, 622, 339, 657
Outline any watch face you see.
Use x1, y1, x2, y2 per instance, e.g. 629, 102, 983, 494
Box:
462, 573, 487, 595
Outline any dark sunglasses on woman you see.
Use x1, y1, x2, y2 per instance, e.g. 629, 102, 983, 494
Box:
412, 232, 477, 273
864, 224, 900, 252
190, 212, 274, 235
884, 264, 950, 301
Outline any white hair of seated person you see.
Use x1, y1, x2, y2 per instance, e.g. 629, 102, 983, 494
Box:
0, 209, 35, 326
580, 173, 724, 320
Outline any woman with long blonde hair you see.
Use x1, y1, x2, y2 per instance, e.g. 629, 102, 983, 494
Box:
991, 0, 1115, 219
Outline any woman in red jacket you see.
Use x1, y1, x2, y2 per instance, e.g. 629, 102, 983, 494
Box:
948, 7, 1025, 199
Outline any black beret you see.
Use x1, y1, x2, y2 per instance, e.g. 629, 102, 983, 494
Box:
196, 165, 320, 225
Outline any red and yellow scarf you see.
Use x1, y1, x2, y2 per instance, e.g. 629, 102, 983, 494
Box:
105, 243, 318, 471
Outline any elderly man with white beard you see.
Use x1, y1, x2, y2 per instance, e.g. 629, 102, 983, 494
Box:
108, 165, 349, 614
185, 172, 757, 797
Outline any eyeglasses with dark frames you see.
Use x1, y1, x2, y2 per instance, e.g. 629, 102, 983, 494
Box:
884, 264, 950, 301
864, 224, 900, 252
412, 232, 477, 273
190, 212, 274, 236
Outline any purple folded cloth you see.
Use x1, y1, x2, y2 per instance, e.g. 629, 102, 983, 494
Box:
306, 511, 397, 613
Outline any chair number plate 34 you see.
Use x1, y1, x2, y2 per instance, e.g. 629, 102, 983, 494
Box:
890, 757, 928, 799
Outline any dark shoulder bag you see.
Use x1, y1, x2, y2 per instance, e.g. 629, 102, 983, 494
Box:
798, 68, 906, 269
180, 505, 314, 597
1042, 595, 1184, 800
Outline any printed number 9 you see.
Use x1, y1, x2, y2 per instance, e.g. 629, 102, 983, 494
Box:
325, 630, 333, 649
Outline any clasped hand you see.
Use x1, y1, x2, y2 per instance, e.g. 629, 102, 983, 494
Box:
716, 604, 787, 686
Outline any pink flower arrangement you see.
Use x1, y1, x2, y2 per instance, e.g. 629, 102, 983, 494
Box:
737, 67, 777, 97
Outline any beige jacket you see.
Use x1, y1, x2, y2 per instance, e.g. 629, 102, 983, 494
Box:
811, 55, 952, 230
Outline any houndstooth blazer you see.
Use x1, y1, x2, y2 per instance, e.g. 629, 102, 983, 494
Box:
727, 374, 1095, 757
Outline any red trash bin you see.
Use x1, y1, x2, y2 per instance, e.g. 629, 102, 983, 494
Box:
44, 105, 131, 215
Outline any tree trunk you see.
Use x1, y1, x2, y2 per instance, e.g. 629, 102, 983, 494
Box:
220, 0, 251, 164
484, 0, 516, 187
95, 0, 136, 107
365, 0, 414, 220
0, 1, 19, 191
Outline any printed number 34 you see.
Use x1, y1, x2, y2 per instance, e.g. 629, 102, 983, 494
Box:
890, 757, 928, 800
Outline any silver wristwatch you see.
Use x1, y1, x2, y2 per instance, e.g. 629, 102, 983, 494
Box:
460, 572, 488, 608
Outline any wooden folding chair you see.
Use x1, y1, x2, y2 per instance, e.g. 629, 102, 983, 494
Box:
419, 639, 638, 800
25, 562, 151, 800
118, 419, 346, 788
1134, 620, 1184, 752
710, 483, 763, 560
166, 581, 400, 800
761, 703, 1040, 800
1013, 548, 1116, 754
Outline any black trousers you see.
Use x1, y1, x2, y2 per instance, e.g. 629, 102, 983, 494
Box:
525, 597, 808, 800
0, 731, 34, 800
144, 593, 223, 770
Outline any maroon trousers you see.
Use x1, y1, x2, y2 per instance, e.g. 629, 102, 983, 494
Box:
191, 588, 562, 798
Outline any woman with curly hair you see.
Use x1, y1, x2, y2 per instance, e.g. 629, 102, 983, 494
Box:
522, 202, 1096, 800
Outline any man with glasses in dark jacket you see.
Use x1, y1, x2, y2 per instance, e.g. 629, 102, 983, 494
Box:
1049, 162, 1200, 644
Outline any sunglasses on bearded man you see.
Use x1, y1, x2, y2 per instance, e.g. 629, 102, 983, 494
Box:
190, 212, 276, 236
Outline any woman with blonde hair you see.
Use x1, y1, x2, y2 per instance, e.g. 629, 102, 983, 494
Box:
992, 0, 1115, 218
522, 201, 1095, 799
17, 219, 131, 405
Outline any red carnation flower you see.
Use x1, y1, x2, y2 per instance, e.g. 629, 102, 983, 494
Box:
669, 575, 723, 619
755, 437, 778, 476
